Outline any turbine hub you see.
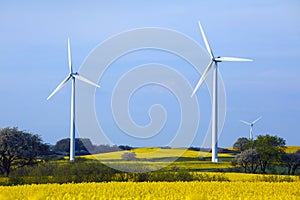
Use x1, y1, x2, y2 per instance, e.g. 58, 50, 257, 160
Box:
213, 56, 222, 62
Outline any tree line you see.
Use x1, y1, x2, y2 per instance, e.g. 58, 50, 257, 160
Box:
52, 138, 124, 156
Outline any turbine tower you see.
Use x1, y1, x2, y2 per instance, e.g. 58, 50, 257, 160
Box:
47, 38, 100, 162
240, 116, 262, 140
191, 21, 253, 162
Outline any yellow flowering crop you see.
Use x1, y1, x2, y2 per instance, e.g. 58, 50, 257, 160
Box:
0, 181, 299, 200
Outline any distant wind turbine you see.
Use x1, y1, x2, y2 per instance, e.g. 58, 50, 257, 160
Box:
240, 116, 262, 140
191, 21, 253, 162
47, 38, 100, 162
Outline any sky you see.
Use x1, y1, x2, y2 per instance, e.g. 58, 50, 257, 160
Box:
0, 0, 300, 148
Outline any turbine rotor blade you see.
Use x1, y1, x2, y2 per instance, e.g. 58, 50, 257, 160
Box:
214, 57, 253, 62
68, 38, 73, 74
47, 75, 72, 100
191, 61, 214, 97
240, 120, 251, 126
198, 21, 214, 58
252, 116, 262, 124
73, 74, 100, 88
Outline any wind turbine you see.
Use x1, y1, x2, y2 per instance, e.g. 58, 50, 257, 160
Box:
191, 21, 253, 162
240, 116, 262, 140
47, 38, 100, 162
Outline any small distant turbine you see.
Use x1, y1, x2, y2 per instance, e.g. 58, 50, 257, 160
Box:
240, 116, 262, 140
47, 38, 100, 162
191, 21, 253, 162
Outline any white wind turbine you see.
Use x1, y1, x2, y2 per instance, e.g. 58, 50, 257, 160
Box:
191, 21, 253, 162
47, 38, 100, 162
240, 116, 262, 140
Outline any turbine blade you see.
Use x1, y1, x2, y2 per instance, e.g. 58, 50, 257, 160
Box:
191, 61, 214, 97
214, 57, 253, 62
47, 75, 71, 100
68, 38, 73, 74
240, 120, 251, 126
252, 116, 262, 124
73, 74, 100, 88
198, 21, 214, 58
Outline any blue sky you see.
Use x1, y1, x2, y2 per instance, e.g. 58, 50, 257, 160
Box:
0, 1, 299, 147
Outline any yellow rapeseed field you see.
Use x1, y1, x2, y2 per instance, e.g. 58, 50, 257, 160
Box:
285, 146, 300, 153
83, 148, 234, 161
0, 181, 299, 200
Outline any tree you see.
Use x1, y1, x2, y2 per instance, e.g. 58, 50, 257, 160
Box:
255, 134, 286, 173
52, 138, 69, 154
232, 134, 286, 174
232, 148, 259, 173
53, 138, 94, 155
282, 151, 300, 175
118, 145, 133, 151
53, 138, 124, 155
233, 137, 249, 152
0, 127, 50, 176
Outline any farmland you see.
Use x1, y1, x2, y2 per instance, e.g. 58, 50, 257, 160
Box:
82, 148, 235, 172
0, 146, 299, 199
83, 147, 235, 161
83, 146, 300, 161
0, 180, 299, 200
80, 146, 300, 173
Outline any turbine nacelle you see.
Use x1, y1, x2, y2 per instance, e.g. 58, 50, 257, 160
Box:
213, 57, 222, 63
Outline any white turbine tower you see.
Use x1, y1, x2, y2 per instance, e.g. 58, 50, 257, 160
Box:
240, 116, 262, 140
191, 21, 253, 162
47, 38, 100, 162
